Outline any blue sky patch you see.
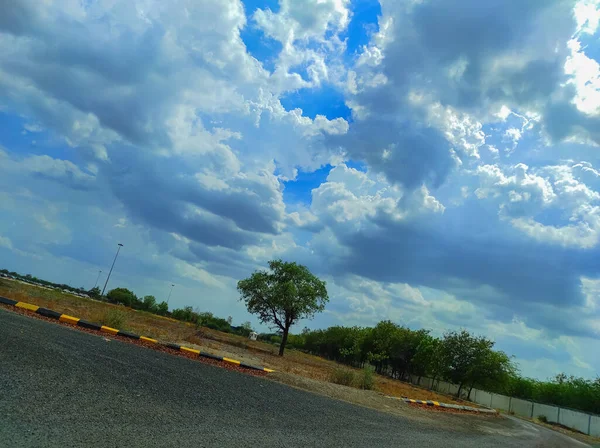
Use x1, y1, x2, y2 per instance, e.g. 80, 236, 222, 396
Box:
242, 0, 280, 15
281, 85, 351, 120
578, 33, 600, 62
344, 0, 381, 57
0, 112, 71, 161
283, 164, 333, 205
240, 13, 282, 72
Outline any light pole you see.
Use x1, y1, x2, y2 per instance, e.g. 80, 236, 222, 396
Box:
93, 270, 102, 289
166, 284, 175, 304
101, 243, 123, 296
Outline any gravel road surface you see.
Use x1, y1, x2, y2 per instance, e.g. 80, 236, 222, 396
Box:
0, 308, 589, 447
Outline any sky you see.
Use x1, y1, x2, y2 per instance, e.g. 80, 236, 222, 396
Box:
1, 0, 600, 381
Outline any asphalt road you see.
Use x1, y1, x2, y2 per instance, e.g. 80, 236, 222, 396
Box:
0, 308, 590, 448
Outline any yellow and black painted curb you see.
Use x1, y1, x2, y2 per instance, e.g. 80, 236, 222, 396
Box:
387, 396, 497, 414
0, 296, 274, 373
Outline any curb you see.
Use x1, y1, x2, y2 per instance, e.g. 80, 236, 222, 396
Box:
0, 296, 274, 373
387, 396, 497, 414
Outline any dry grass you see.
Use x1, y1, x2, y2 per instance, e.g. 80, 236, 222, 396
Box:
0, 279, 196, 342
187, 328, 470, 405
0, 278, 470, 406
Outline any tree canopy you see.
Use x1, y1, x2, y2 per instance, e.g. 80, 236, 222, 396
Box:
106, 288, 137, 307
237, 259, 328, 356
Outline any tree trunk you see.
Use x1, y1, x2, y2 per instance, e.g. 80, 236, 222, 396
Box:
278, 326, 290, 356
467, 381, 475, 400
457, 382, 464, 398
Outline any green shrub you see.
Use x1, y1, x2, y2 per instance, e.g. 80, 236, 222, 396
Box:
106, 288, 137, 307
359, 367, 375, 390
330, 367, 356, 387
537, 415, 548, 423
102, 309, 127, 329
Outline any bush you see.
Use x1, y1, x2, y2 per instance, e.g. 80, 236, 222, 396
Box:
330, 367, 356, 387
102, 309, 127, 329
359, 367, 375, 390
537, 415, 548, 423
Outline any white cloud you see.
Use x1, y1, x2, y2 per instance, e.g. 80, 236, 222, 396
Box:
0, 235, 13, 250
418, 99, 486, 159
574, 0, 600, 35
475, 162, 600, 248
252, 0, 350, 90
511, 217, 599, 248
310, 164, 444, 229
565, 38, 600, 116
504, 128, 522, 151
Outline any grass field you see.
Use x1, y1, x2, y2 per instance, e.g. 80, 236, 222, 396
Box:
0, 278, 470, 406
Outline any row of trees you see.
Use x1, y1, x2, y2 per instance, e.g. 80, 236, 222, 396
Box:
505, 374, 600, 415
99, 287, 255, 337
170, 305, 254, 337
295, 322, 515, 399
282, 322, 600, 414
99, 287, 170, 315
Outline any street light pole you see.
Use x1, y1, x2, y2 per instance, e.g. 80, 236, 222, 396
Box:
101, 243, 123, 296
166, 284, 175, 304
93, 270, 102, 289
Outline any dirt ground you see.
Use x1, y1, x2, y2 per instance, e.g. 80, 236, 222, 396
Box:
184, 327, 475, 406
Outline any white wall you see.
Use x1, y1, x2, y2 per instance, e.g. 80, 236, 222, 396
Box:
420, 377, 433, 389
590, 415, 600, 437
491, 393, 511, 411
435, 380, 451, 394
533, 403, 560, 423
402, 375, 599, 436
510, 398, 533, 418
559, 408, 590, 434
474, 390, 493, 407
446, 382, 459, 396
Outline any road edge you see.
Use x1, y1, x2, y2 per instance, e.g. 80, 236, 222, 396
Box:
0, 295, 274, 373
387, 396, 498, 414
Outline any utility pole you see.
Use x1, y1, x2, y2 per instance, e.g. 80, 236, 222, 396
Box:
93, 270, 102, 289
166, 284, 175, 304
101, 243, 123, 296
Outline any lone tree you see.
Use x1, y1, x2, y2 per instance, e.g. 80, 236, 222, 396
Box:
237, 260, 328, 356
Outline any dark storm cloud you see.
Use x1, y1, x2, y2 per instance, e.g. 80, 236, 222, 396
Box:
0, 0, 40, 36
103, 147, 284, 250
330, 121, 454, 190
321, 202, 600, 338
378, 0, 574, 110
338, 0, 584, 189
1, 29, 172, 147
336, 219, 581, 307
544, 97, 600, 144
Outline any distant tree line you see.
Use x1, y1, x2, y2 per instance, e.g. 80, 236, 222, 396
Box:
0, 268, 88, 295
99, 287, 254, 337
505, 374, 600, 415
